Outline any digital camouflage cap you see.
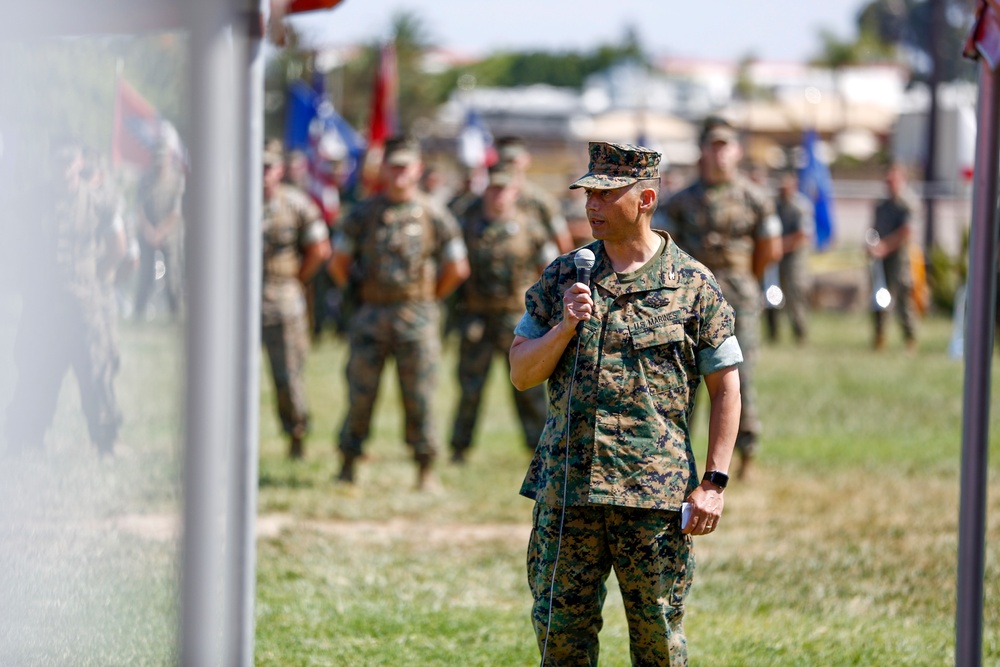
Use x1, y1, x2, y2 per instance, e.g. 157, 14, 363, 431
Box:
699, 115, 738, 145
569, 141, 661, 190
383, 135, 421, 166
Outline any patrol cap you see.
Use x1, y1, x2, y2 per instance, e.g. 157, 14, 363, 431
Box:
496, 136, 529, 162
263, 138, 284, 167
568, 141, 661, 190
487, 162, 517, 187
700, 115, 738, 145
383, 135, 421, 166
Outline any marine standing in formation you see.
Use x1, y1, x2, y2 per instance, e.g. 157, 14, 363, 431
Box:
133, 143, 185, 321
663, 116, 781, 480
5, 141, 124, 457
494, 135, 575, 254
328, 135, 470, 489
510, 141, 742, 666
261, 141, 331, 459
449, 162, 558, 463
770, 170, 814, 344
867, 163, 918, 351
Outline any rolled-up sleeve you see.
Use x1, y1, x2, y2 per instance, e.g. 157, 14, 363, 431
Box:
697, 335, 743, 375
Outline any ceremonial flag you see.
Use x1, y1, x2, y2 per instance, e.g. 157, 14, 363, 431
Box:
368, 42, 398, 148
111, 78, 159, 167
111, 77, 184, 169
284, 78, 366, 222
798, 130, 835, 251
457, 108, 496, 196
360, 42, 399, 194
458, 108, 496, 169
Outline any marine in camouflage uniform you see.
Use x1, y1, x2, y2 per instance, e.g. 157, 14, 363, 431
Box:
770, 171, 814, 343
662, 117, 782, 479
868, 164, 918, 350
5, 142, 123, 456
495, 136, 575, 254
449, 163, 558, 463
133, 144, 185, 320
328, 136, 470, 489
262, 143, 331, 459
510, 142, 743, 666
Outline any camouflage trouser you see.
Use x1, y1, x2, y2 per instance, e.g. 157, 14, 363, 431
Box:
776, 251, 809, 341
528, 503, 694, 667
5, 291, 121, 454
873, 252, 916, 342
262, 312, 310, 438
451, 312, 547, 454
339, 302, 441, 462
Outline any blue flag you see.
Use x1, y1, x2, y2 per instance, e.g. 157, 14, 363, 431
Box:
798, 130, 835, 251
284, 80, 318, 152
283, 78, 367, 212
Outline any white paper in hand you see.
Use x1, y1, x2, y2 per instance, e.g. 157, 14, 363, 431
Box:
681, 502, 692, 530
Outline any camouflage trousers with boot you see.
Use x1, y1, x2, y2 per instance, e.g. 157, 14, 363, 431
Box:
527, 503, 694, 667
450, 313, 547, 460
263, 313, 311, 458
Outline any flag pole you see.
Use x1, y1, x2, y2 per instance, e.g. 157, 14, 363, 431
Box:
956, 4, 1000, 665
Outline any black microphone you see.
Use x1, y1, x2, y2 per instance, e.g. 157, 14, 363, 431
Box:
574, 248, 595, 287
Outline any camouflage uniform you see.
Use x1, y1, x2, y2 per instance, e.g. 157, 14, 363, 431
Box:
518, 180, 571, 248
262, 183, 327, 446
334, 192, 465, 466
133, 162, 185, 319
5, 159, 122, 455
773, 190, 814, 342
872, 195, 917, 343
450, 194, 557, 459
517, 224, 740, 665
663, 176, 780, 456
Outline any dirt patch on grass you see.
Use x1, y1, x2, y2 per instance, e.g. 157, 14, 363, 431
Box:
108, 512, 531, 548
258, 513, 530, 548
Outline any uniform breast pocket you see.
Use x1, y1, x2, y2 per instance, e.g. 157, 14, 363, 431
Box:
631, 323, 691, 404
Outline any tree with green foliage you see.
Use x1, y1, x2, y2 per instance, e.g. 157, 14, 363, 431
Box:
832, 0, 976, 82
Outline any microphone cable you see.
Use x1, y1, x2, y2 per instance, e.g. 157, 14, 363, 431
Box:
539, 247, 594, 666
539, 325, 584, 666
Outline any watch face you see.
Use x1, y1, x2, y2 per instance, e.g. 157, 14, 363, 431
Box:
705, 471, 729, 489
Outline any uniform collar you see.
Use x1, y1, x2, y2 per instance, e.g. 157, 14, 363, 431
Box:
591, 230, 681, 297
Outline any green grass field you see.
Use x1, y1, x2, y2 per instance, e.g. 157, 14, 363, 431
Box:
254, 310, 1000, 666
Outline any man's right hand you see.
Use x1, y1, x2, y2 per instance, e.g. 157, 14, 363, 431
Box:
561, 282, 593, 333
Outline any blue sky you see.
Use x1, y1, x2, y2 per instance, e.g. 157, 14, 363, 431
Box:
288, 0, 870, 63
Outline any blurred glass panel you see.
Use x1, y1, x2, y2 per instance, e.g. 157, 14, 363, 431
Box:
0, 29, 188, 665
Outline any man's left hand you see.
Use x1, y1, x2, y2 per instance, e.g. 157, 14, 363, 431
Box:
682, 482, 724, 536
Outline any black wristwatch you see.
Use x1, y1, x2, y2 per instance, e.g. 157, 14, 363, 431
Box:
703, 470, 729, 490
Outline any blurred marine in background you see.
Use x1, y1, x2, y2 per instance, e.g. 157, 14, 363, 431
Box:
261, 140, 331, 459
448, 161, 558, 463
5, 140, 125, 457
767, 170, 814, 344
328, 135, 470, 489
867, 163, 918, 352
132, 142, 185, 321
663, 116, 782, 481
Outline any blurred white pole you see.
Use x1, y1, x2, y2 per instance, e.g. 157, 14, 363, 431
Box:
224, 2, 264, 666
955, 49, 1000, 667
180, 0, 240, 665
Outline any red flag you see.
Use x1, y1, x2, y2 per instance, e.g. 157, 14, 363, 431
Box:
368, 42, 398, 148
111, 78, 160, 168
285, 0, 346, 13
361, 42, 399, 195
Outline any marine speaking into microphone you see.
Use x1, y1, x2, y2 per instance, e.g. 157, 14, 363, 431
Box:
508, 141, 744, 666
